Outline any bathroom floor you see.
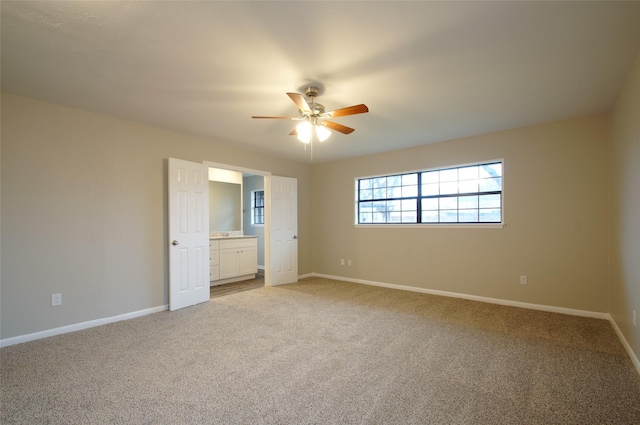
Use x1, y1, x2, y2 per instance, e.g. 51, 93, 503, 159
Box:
209, 274, 265, 299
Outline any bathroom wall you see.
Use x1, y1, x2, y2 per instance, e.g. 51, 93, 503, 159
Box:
243, 175, 265, 268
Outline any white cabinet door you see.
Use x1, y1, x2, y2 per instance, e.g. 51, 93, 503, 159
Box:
218, 238, 257, 280
238, 245, 258, 276
219, 248, 240, 280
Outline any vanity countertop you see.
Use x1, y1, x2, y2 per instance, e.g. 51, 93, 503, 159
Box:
209, 235, 258, 240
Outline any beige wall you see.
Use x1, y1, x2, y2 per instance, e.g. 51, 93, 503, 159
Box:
610, 53, 640, 359
0, 94, 312, 339
312, 115, 610, 312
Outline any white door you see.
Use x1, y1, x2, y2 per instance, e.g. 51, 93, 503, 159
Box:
269, 176, 298, 286
168, 158, 210, 311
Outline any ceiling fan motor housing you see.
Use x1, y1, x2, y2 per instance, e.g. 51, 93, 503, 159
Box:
305, 86, 320, 98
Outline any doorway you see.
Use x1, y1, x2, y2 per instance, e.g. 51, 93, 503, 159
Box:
204, 161, 270, 287
168, 158, 298, 310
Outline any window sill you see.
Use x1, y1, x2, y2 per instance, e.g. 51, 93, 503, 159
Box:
354, 223, 505, 229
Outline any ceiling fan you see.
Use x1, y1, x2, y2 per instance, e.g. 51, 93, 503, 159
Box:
252, 86, 369, 147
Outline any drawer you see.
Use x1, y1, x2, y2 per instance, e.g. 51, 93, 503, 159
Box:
210, 249, 219, 266
210, 265, 220, 281
219, 238, 257, 250
209, 240, 220, 250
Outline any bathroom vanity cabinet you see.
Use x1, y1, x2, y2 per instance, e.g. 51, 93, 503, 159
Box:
210, 236, 257, 286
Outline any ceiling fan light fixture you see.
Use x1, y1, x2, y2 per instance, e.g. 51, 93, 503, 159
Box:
296, 121, 312, 144
316, 124, 331, 142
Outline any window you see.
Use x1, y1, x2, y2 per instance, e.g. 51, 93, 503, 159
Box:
357, 161, 502, 225
251, 190, 264, 225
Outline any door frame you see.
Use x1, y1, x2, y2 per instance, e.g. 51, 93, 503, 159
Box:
203, 161, 274, 286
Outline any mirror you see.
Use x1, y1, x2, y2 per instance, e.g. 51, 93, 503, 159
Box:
209, 169, 242, 233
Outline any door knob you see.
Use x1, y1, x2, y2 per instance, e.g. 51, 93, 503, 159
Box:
293, 235, 297, 239
172, 240, 179, 246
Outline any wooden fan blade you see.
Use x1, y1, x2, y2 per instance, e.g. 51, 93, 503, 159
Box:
252, 116, 297, 120
320, 120, 355, 135
287, 92, 310, 112
326, 104, 368, 118
289, 128, 298, 136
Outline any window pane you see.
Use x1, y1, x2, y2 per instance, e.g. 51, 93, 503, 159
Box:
402, 212, 417, 223
360, 201, 374, 213
479, 163, 502, 178
373, 177, 386, 189
459, 166, 478, 180
459, 195, 478, 209
402, 174, 417, 185
388, 211, 402, 223
387, 200, 401, 212
458, 209, 479, 222
402, 185, 417, 197
421, 198, 438, 210
440, 197, 457, 210
479, 177, 501, 192
423, 183, 439, 196
386, 187, 401, 198
479, 208, 501, 222
422, 171, 439, 183
359, 189, 372, 200
459, 180, 479, 194
422, 210, 438, 223
479, 194, 501, 208
401, 199, 417, 211
360, 179, 372, 190
387, 175, 402, 187
359, 212, 372, 223
439, 210, 458, 222
440, 169, 458, 182
372, 211, 386, 223
440, 181, 457, 195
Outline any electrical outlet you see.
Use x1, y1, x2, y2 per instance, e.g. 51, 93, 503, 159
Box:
348, 259, 352, 266
340, 259, 345, 266
519, 276, 527, 285
51, 293, 62, 307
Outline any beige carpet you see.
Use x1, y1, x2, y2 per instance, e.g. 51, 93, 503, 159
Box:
2, 277, 640, 424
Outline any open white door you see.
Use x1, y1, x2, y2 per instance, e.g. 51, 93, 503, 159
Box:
168, 158, 210, 310
269, 176, 298, 286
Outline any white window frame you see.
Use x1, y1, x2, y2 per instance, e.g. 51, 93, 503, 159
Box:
354, 160, 505, 228
251, 189, 265, 227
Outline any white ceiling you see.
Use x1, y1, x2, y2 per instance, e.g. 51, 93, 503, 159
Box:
2, 1, 639, 163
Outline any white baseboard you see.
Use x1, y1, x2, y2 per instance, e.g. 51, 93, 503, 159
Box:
608, 315, 640, 376
0, 305, 168, 348
5, 275, 638, 378
311, 273, 609, 319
